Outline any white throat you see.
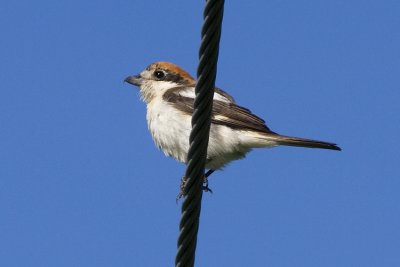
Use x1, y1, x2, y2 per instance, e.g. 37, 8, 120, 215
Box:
140, 81, 178, 103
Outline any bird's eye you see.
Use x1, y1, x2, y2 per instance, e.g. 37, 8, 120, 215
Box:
154, 70, 165, 80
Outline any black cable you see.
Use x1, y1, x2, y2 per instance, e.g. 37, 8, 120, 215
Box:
175, 0, 225, 266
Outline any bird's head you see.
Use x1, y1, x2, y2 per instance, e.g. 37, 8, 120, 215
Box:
125, 62, 195, 103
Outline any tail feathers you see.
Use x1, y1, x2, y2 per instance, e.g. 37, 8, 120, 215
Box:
266, 134, 341, 151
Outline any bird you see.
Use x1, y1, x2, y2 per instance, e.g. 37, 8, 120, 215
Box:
125, 62, 341, 192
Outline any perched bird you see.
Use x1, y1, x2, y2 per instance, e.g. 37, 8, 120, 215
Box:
125, 62, 340, 180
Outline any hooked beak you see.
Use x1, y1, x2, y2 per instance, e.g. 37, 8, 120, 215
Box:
124, 74, 143, 87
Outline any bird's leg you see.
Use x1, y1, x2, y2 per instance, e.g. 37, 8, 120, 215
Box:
202, 169, 215, 193
176, 170, 216, 200
205, 169, 215, 178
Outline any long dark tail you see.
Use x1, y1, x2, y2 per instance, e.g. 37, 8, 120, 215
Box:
269, 134, 341, 151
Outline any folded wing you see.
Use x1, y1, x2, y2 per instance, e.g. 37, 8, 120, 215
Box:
163, 87, 275, 134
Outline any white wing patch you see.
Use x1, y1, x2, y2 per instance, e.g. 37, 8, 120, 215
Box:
178, 87, 232, 103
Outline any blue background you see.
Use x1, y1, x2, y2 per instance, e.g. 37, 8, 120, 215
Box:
1, 1, 399, 266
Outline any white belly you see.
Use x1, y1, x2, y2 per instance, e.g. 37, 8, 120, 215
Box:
146, 98, 254, 170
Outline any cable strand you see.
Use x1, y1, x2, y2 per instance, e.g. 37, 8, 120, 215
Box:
175, 0, 225, 266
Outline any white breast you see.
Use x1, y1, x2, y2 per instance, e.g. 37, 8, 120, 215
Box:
146, 97, 192, 164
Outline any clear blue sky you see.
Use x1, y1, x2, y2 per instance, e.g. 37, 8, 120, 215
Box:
1, 1, 399, 266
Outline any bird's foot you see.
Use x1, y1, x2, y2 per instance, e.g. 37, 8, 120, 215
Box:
202, 176, 213, 194
176, 176, 188, 201
176, 173, 214, 201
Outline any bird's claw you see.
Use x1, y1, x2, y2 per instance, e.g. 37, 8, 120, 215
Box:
176, 174, 213, 202
176, 176, 187, 202
202, 176, 213, 194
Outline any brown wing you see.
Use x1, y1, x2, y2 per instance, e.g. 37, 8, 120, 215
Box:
211, 100, 274, 133
163, 88, 275, 134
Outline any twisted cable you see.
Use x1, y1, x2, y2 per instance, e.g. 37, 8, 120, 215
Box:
175, 0, 225, 266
